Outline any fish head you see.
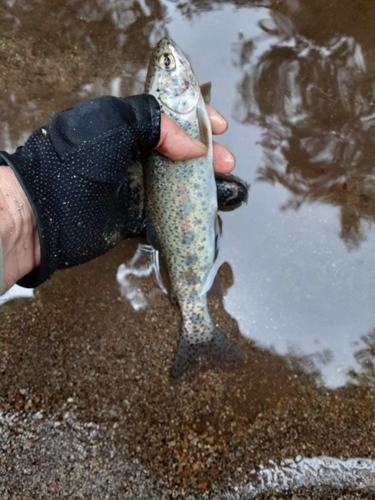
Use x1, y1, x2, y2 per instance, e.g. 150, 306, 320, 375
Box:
145, 37, 200, 116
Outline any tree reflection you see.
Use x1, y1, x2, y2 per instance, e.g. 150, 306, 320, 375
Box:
348, 328, 375, 385
3, 0, 375, 250
233, 2, 375, 249
285, 346, 333, 387
169, 0, 270, 18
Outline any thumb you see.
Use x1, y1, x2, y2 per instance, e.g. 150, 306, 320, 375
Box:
155, 114, 207, 161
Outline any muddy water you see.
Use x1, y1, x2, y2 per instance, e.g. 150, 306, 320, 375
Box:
1, 0, 375, 498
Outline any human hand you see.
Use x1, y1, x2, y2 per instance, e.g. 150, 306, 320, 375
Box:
157, 103, 235, 174
0, 95, 246, 291
157, 104, 247, 208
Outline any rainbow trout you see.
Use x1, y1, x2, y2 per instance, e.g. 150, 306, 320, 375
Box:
144, 38, 243, 378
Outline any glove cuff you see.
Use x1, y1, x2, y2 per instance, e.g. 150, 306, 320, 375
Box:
0, 150, 53, 288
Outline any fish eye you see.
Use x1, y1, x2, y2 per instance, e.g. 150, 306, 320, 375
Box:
159, 53, 176, 70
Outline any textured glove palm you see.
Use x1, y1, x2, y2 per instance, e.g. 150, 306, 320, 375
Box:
0, 94, 161, 288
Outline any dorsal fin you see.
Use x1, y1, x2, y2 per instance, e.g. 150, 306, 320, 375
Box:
197, 94, 212, 150
200, 82, 212, 104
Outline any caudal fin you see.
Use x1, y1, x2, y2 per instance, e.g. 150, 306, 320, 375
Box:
171, 324, 243, 380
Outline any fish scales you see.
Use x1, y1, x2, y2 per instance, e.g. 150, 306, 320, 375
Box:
144, 37, 242, 377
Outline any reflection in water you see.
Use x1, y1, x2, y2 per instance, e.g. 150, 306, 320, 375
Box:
233, 7, 375, 249
0, 284, 34, 305
285, 346, 334, 387
75, 0, 152, 27
116, 243, 166, 311
349, 328, 375, 385
170, 0, 270, 18
0, 0, 168, 150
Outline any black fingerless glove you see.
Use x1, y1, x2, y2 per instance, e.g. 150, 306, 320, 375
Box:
0, 94, 160, 288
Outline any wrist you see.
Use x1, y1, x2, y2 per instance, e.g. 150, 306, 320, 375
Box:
0, 166, 40, 294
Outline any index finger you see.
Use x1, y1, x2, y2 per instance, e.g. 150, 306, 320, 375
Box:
205, 103, 228, 135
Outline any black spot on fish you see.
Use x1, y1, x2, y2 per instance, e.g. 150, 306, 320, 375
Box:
185, 255, 197, 266
191, 313, 202, 324
182, 231, 194, 245
188, 294, 199, 304
186, 275, 198, 286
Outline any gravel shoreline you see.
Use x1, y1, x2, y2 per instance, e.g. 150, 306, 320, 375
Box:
1, 244, 375, 498
2, 409, 375, 499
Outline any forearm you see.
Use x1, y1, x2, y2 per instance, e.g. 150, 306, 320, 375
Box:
0, 166, 40, 294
